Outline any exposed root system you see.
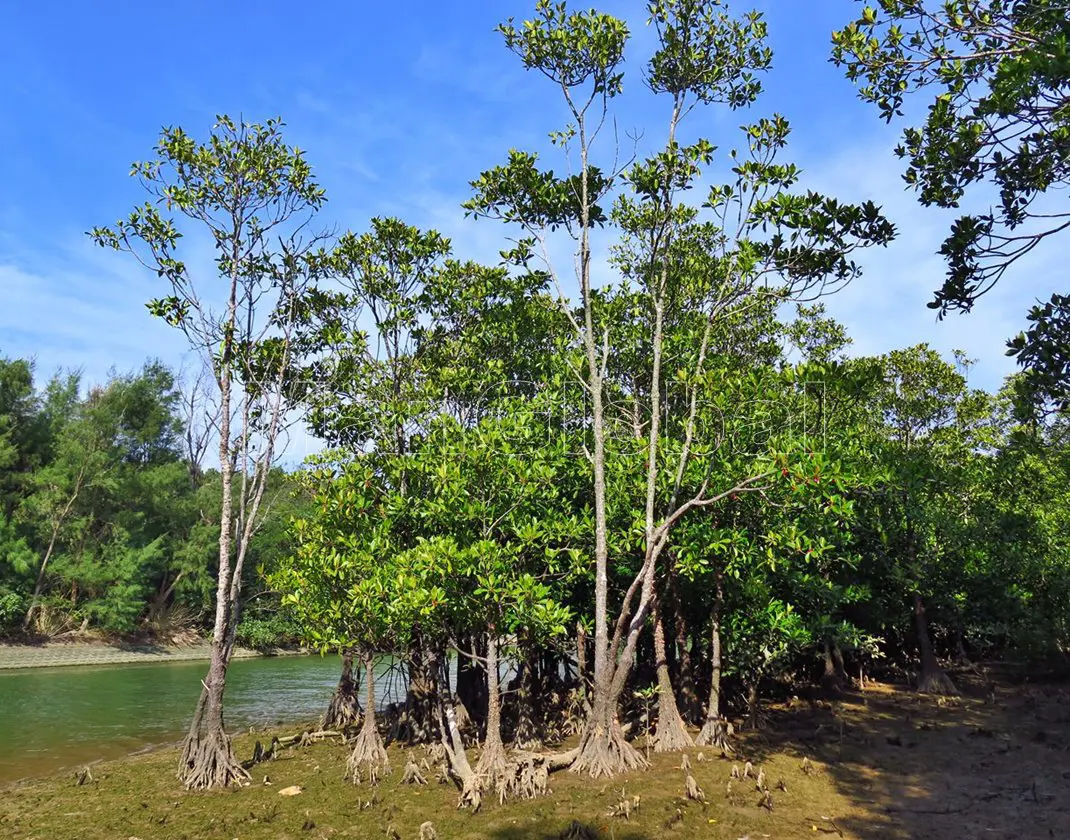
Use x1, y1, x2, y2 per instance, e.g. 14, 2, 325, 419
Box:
346, 717, 390, 783
695, 715, 734, 756
918, 668, 960, 696
651, 697, 694, 753
179, 726, 250, 790
571, 716, 649, 779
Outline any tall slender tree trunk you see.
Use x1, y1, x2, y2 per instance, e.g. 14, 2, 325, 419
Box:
178, 267, 248, 790
179, 633, 245, 788
652, 600, 693, 752
668, 567, 698, 720
179, 451, 246, 787
572, 679, 644, 778
476, 633, 508, 783
573, 97, 687, 779
696, 572, 731, 752
914, 592, 958, 694
23, 526, 63, 631
23, 471, 84, 631
572, 545, 660, 776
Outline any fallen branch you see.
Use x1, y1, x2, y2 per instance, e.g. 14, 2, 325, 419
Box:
244, 730, 345, 769
804, 817, 845, 837
512, 746, 579, 772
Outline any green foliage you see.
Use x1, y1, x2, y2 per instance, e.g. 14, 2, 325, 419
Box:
832, 0, 1070, 399
0, 588, 25, 629
646, 0, 772, 105
278, 396, 587, 661
6, 4, 1070, 739
1007, 293, 1070, 408
268, 2, 1070, 726
236, 613, 299, 651
725, 598, 810, 685
0, 355, 303, 644
499, 1, 628, 96
90, 115, 325, 341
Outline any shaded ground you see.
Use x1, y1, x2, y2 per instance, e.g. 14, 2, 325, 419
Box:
1, 673, 1067, 839
795, 670, 1070, 839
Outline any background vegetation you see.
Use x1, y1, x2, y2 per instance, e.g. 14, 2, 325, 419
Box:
0, 356, 307, 646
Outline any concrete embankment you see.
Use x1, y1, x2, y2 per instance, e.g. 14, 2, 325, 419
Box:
0, 642, 301, 670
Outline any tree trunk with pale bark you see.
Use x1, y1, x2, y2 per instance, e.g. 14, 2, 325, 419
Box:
475, 633, 509, 786
652, 601, 693, 752
696, 572, 731, 752
346, 653, 389, 780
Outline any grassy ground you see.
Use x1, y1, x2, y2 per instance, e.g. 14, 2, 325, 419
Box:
2, 672, 1068, 840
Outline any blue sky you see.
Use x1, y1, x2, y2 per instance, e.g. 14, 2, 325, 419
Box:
0, 0, 1055, 413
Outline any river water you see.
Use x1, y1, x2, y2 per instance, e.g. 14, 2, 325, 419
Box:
0, 654, 414, 785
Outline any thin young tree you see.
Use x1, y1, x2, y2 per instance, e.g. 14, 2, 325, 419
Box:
278, 458, 400, 781
300, 218, 452, 741
91, 115, 327, 788
21, 375, 114, 631
466, 0, 894, 776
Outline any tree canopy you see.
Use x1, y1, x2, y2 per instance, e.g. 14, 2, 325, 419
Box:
832, 0, 1070, 404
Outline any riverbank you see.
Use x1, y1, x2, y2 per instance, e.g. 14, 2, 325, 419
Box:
0, 641, 305, 670
2, 678, 1068, 839
0, 654, 348, 785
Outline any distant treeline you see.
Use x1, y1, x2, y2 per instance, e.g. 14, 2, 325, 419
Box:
0, 355, 306, 645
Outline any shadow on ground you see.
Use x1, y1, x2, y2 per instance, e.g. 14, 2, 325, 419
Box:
745, 666, 1070, 839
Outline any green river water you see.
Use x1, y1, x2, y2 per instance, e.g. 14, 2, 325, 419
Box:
0, 655, 408, 785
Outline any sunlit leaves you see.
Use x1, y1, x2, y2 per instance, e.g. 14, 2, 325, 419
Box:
1007, 293, 1070, 408
89, 114, 327, 408
832, 1, 1070, 391
464, 150, 611, 231
499, 0, 628, 97
646, 0, 771, 106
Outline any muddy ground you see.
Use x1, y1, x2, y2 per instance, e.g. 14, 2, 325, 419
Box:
2, 669, 1067, 839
